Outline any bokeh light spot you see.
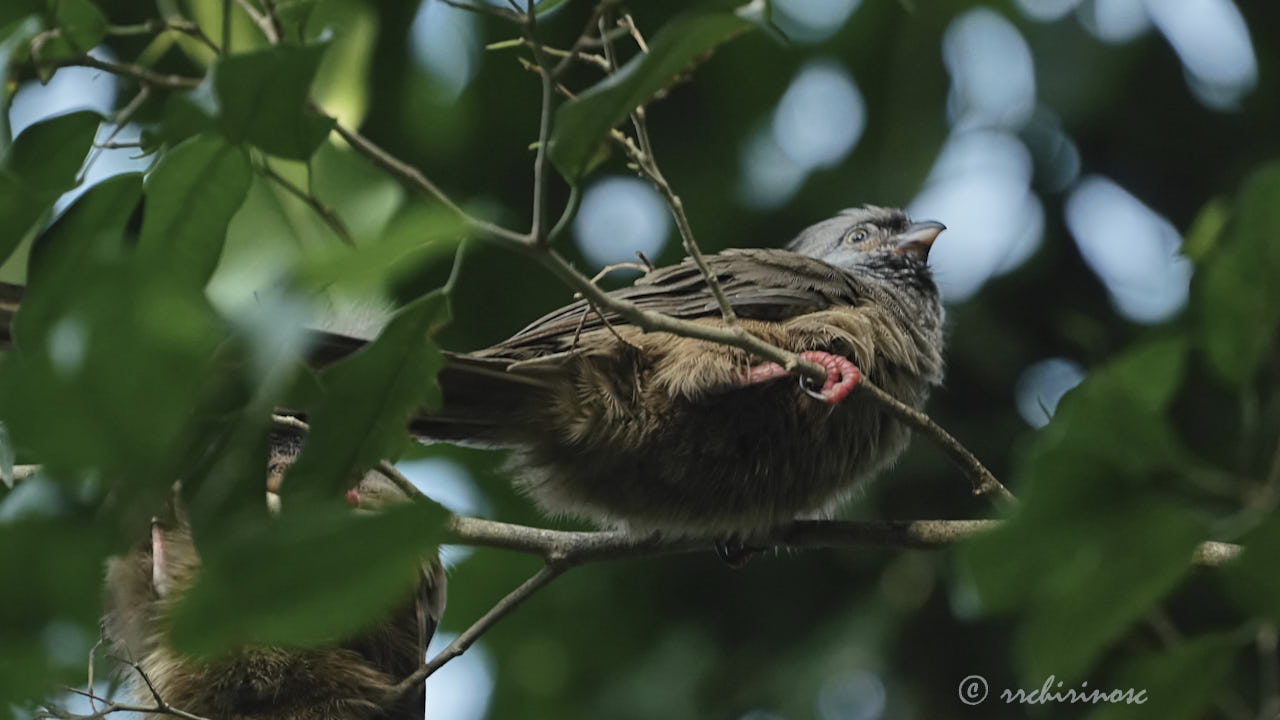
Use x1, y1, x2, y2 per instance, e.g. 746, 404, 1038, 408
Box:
1065, 175, 1191, 323
573, 177, 671, 269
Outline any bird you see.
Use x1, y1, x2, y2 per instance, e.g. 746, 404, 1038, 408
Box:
102, 433, 446, 720
412, 205, 947, 536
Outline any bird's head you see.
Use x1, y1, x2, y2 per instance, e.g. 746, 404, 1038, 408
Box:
785, 205, 945, 291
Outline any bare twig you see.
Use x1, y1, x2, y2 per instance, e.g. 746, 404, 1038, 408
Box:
385, 563, 565, 699
855, 381, 1016, 505
47, 55, 200, 90
443, 516, 1237, 568
256, 160, 355, 246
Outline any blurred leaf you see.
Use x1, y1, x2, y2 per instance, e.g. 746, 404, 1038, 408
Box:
275, 0, 320, 43
170, 499, 445, 654
282, 291, 448, 502
39, 0, 106, 59
160, 43, 334, 160
0, 245, 227, 506
548, 9, 756, 182
0, 110, 99, 265
0, 14, 45, 152
0, 517, 108, 705
1011, 500, 1204, 685
295, 205, 464, 292
1195, 163, 1280, 387
213, 42, 335, 159
1180, 196, 1227, 262
27, 172, 142, 285
961, 338, 1201, 683
1222, 514, 1280, 622
1085, 633, 1238, 720
138, 134, 251, 285
535, 0, 572, 16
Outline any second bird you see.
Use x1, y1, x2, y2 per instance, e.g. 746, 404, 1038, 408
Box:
414, 205, 947, 534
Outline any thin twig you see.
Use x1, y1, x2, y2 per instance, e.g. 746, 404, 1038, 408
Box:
526, 26, 555, 245
48, 55, 200, 89
443, 515, 1237, 567
385, 563, 565, 700
232, 0, 279, 44
256, 160, 356, 246
855, 380, 1016, 505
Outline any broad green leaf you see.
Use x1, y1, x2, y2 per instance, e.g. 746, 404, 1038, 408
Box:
139, 134, 252, 285
960, 338, 1201, 684
0, 249, 227, 504
0, 1, 42, 29
548, 9, 756, 182
0, 14, 45, 152
0, 516, 109, 705
295, 204, 464, 292
1194, 163, 1280, 386
170, 499, 445, 654
1222, 515, 1280, 621
213, 43, 335, 159
282, 292, 448, 501
39, 0, 106, 59
1011, 501, 1204, 684
1086, 633, 1238, 720
0, 110, 99, 264
27, 172, 142, 285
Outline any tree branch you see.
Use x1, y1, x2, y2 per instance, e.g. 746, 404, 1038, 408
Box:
385, 563, 565, 701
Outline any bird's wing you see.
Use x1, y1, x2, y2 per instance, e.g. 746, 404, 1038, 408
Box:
483, 248, 864, 358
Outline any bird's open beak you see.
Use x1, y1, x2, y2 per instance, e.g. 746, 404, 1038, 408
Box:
894, 220, 946, 260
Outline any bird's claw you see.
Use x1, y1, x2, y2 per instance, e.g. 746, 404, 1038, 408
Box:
744, 350, 860, 404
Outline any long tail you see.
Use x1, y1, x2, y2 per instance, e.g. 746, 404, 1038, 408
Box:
0, 282, 544, 445
409, 353, 551, 445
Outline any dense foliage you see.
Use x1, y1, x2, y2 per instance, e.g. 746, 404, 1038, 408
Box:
1, 1, 1279, 718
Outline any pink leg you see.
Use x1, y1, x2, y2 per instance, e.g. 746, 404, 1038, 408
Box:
346, 487, 361, 507
743, 350, 860, 404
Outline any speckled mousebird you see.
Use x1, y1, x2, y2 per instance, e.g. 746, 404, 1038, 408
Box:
102, 439, 446, 720
412, 205, 947, 534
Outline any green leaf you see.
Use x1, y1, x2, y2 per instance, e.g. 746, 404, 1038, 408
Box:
27, 172, 142, 285
1085, 633, 1239, 720
169, 499, 445, 654
40, 0, 106, 59
1010, 501, 1204, 684
282, 292, 449, 502
294, 204, 465, 293
534, 0, 573, 16
0, 248, 227, 503
1194, 163, 1280, 386
959, 338, 1202, 684
0, 14, 45, 152
1222, 514, 1280, 621
138, 134, 252, 285
212, 43, 335, 159
548, 9, 756, 182
0, 110, 99, 264
0, 516, 109, 705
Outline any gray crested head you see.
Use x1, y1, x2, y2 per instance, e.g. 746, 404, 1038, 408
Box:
786, 205, 944, 297
787, 205, 946, 354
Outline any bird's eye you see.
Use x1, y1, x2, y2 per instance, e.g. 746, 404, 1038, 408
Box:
844, 228, 868, 244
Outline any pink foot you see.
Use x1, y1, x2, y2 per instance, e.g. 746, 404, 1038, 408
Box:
346, 487, 361, 507
743, 351, 860, 404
